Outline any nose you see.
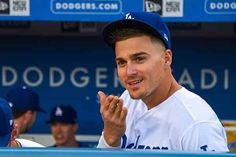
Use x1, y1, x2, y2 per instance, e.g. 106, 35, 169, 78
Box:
126, 63, 137, 76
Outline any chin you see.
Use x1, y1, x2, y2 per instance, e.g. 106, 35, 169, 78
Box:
56, 141, 65, 145
128, 91, 143, 100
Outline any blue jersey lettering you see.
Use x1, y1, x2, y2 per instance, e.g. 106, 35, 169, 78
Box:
121, 134, 168, 150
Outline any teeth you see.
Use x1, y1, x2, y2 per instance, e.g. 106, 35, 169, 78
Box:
129, 80, 141, 85
56, 134, 62, 139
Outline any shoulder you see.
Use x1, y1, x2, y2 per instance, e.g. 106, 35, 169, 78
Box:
167, 88, 222, 137
16, 139, 45, 147
181, 122, 228, 151
172, 87, 218, 121
173, 87, 204, 103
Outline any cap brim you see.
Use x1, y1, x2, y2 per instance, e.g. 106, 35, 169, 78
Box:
102, 19, 165, 48
0, 133, 10, 147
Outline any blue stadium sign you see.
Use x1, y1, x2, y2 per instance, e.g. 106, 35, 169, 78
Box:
0, 0, 235, 22
51, 0, 122, 14
205, 0, 236, 14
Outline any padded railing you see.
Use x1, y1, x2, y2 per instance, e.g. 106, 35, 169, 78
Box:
0, 148, 236, 157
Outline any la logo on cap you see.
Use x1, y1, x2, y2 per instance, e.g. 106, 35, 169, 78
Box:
125, 13, 134, 20
8, 102, 13, 108
163, 33, 168, 41
55, 107, 63, 116
10, 120, 13, 126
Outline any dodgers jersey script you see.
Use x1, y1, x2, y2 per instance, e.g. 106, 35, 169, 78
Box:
98, 87, 228, 151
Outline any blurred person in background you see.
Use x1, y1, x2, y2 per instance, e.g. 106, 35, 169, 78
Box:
47, 105, 89, 147
0, 98, 44, 147
0, 98, 14, 147
5, 86, 45, 135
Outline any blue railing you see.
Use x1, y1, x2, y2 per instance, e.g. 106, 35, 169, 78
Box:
0, 148, 236, 157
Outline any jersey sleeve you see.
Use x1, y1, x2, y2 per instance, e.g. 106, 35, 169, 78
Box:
97, 132, 121, 149
181, 122, 229, 152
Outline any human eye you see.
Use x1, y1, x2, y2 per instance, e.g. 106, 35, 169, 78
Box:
116, 60, 126, 68
134, 56, 146, 63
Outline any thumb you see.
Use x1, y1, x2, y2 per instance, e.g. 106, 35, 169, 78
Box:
98, 91, 106, 103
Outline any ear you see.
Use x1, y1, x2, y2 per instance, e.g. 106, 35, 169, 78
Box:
11, 123, 19, 140
163, 49, 172, 66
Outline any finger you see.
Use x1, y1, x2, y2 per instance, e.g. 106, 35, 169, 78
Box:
98, 91, 107, 112
104, 95, 114, 110
109, 96, 120, 113
114, 99, 123, 118
120, 107, 128, 123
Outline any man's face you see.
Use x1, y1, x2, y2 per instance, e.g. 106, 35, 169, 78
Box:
51, 122, 77, 146
22, 111, 36, 133
115, 35, 168, 102
27, 111, 36, 130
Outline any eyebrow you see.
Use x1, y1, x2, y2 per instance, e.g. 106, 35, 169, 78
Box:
131, 52, 148, 59
116, 52, 148, 61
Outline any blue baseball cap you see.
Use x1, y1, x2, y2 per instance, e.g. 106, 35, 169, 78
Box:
47, 105, 77, 124
103, 12, 171, 49
0, 98, 14, 147
5, 86, 45, 114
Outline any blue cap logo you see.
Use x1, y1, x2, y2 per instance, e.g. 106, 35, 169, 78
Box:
55, 106, 63, 116
163, 33, 168, 41
125, 13, 134, 20
46, 105, 77, 124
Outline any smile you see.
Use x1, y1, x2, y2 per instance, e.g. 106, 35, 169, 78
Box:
128, 79, 142, 85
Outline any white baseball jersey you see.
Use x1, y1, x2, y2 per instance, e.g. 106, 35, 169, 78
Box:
16, 139, 45, 147
97, 87, 229, 151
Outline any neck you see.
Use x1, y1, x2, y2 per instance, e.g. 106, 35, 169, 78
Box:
143, 75, 181, 110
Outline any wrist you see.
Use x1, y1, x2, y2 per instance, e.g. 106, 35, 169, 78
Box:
103, 132, 121, 147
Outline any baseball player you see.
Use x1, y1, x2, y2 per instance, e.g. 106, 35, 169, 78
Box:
97, 12, 229, 151
0, 98, 44, 147
5, 86, 45, 134
47, 105, 89, 147
0, 98, 14, 147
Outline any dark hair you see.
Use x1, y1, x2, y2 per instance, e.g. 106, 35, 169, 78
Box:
12, 109, 34, 119
108, 28, 166, 49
